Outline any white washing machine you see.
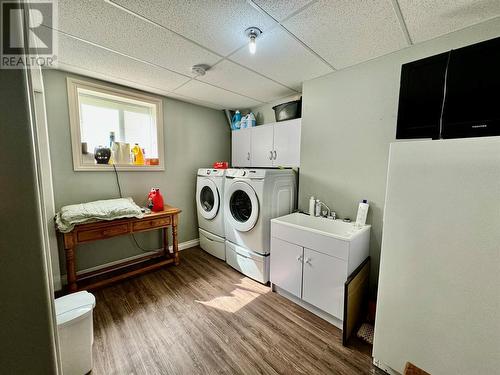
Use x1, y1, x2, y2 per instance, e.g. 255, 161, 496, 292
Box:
196, 168, 226, 260
224, 168, 297, 283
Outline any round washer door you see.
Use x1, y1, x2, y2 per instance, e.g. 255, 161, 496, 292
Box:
225, 181, 259, 232
196, 178, 220, 220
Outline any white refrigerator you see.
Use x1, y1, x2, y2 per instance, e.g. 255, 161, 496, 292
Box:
373, 137, 500, 375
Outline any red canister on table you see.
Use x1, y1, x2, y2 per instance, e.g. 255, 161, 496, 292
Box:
147, 188, 164, 212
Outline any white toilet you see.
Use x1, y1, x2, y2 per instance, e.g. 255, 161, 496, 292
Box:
55, 291, 96, 375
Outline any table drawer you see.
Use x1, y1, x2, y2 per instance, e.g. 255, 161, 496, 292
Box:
77, 223, 130, 242
132, 217, 171, 231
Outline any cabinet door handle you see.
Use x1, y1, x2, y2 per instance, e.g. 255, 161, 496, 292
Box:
273, 150, 277, 160
305, 257, 311, 265
296, 255, 303, 262
269, 151, 273, 160
247, 152, 250, 160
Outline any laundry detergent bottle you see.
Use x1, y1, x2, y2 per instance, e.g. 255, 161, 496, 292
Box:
231, 110, 242, 130
132, 143, 144, 165
247, 112, 256, 127
148, 188, 164, 212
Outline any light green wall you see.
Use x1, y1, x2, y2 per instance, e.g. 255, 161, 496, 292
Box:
43, 70, 230, 275
298, 18, 500, 292
0, 69, 58, 373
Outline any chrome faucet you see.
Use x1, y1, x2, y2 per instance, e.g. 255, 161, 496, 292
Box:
317, 200, 336, 220
317, 200, 331, 218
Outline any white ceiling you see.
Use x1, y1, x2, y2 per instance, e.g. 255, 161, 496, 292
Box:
282, 0, 409, 69
47, 0, 500, 110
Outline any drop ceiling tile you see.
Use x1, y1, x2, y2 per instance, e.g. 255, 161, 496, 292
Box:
175, 80, 262, 110
398, 0, 500, 43
283, 0, 408, 69
56, 32, 190, 92
252, 0, 314, 21
230, 27, 333, 90
110, 0, 277, 56
166, 92, 226, 110
197, 60, 296, 102
51, 0, 220, 77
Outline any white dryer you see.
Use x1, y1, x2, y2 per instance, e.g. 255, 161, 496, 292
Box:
196, 168, 226, 260
224, 168, 297, 283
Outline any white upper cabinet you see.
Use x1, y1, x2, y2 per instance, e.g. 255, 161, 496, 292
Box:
273, 118, 301, 167
231, 119, 301, 168
231, 127, 252, 167
250, 124, 274, 167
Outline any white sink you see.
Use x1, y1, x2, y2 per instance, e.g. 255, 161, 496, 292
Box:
271, 212, 370, 241
270, 212, 371, 325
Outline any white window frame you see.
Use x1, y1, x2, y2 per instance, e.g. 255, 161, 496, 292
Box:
67, 77, 165, 171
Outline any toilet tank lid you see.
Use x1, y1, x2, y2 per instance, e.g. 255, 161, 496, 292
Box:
55, 291, 95, 316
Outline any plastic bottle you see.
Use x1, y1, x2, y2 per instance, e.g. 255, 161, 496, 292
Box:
355, 199, 369, 227
315, 200, 321, 217
148, 188, 164, 212
247, 112, 256, 127
240, 114, 248, 129
309, 196, 315, 216
231, 110, 242, 130
131, 143, 144, 165
109, 131, 115, 147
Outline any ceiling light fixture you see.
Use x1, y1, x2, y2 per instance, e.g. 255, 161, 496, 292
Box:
245, 27, 262, 55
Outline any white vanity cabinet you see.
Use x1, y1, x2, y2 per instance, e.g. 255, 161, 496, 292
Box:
231, 119, 301, 168
302, 248, 347, 320
270, 238, 303, 298
270, 213, 370, 327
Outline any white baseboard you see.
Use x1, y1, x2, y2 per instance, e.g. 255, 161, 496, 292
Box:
58, 238, 199, 288
170, 238, 199, 251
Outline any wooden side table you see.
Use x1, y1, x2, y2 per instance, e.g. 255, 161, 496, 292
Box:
61, 205, 181, 292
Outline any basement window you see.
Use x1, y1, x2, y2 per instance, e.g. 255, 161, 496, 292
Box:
67, 78, 164, 171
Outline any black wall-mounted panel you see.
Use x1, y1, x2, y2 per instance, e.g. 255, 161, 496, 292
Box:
396, 52, 449, 139
442, 37, 500, 139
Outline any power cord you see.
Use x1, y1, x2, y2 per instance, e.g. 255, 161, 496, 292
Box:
112, 164, 123, 198
112, 164, 159, 253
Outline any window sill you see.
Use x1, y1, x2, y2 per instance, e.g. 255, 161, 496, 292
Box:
67, 77, 165, 174
74, 164, 165, 172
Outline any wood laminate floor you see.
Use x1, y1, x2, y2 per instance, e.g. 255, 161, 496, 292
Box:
91, 247, 375, 375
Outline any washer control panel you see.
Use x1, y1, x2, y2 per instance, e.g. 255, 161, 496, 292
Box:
197, 168, 225, 177
225, 169, 266, 179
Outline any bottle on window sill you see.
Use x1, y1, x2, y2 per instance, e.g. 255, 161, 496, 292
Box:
132, 143, 144, 165
109, 131, 115, 148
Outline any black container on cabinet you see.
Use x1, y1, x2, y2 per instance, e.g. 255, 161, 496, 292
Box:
396, 52, 449, 140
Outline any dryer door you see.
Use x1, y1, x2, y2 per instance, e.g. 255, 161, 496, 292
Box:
225, 181, 259, 232
197, 178, 220, 220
